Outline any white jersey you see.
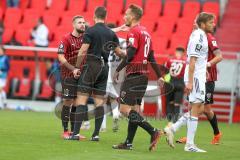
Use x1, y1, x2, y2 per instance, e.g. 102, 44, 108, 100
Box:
184, 28, 208, 83
107, 38, 126, 83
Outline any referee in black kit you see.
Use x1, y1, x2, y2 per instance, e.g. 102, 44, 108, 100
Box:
69, 6, 125, 141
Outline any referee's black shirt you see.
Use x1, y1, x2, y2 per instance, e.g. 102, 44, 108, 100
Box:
82, 22, 119, 63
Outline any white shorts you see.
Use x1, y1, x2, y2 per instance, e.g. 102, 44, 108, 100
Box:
187, 77, 206, 104
106, 82, 121, 98
0, 78, 7, 88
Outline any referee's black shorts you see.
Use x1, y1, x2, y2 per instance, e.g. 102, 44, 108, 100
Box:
77, 60, 109, 96
205, 81, 215, 104
61, 77, 78, 99
120, 73, 148, 106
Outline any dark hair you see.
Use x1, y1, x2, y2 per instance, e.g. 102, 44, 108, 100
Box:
176, 47, 185, 53
72, 15, 84, 23
107, 23, 116, 28
129, 4, 143, 21
196, 12, 215, 27
94, 6, 107, 20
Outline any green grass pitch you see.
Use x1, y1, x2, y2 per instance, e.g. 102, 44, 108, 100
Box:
0, 110, 240, 160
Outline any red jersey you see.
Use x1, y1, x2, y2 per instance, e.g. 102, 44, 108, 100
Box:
207, 33, 219, 82
58, 33, 83, 78
126, 24, 153, 75
165, 56, 186, 79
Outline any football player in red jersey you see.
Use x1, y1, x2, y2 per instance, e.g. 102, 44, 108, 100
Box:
165, 47, 186, 123
57, 15, 87, 139
112, 4, 165, 151
176, 26, 223, 145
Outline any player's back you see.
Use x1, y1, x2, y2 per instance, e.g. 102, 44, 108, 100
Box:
185, 28, 208, 82
166, 56, 186, 78
126, 24, 152, 75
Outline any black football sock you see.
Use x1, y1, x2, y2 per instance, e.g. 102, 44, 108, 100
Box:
129, 110, 155, 136
92, 106, 104, 137
73, 105, 85, 136
173, 105, 180, 123
125, 121, 138, 144
167, 103, 174, 122
61, 105, 71, 132
70, 106, 76, 132
208, 113, 220, 135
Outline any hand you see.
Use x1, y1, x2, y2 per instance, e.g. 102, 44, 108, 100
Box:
119, 24, 130, 32
157, 77, 165, 89
73, 68, 81, 79
206, 71, 210, 80
185, 82, 193, 95
113, 71, 120, 84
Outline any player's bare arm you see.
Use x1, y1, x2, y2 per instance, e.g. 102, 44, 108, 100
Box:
186, 56, 197, 95
207, 49, 223, 67
111, 24, 129, 33
58, 54, 75, 71
114, 46, 126, 58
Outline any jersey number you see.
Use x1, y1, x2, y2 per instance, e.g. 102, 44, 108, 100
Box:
170, 62, 183, 77
143, 37, 151, 64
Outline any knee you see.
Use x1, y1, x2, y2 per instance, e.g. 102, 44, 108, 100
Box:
63, 99, 73, 106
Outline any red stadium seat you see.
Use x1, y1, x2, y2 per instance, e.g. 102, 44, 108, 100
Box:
48, 0, 67, 11
2, 28, 14, 44
60, 16, 74, 29
175, 23, 193, 36
182, 1, 200, 19
125, 0, 143, 8
87, 0, 105, 12
30, 0, 47, 12
67, 0, 87, 12
42, 14, 60, 31
36, 80, 54, 99
168, 33, 189, 54
0, 8, 3, 20
141, 16, 156, 33
106, 0, 124, 24
22, 9, 41, 29
163, 0, 181, 19
152, 36, 169, 55
156, 20, 175, 37
203, 2, 220, 23
19, 0, 30, 10
15, 27, 31, 46
144, 0, 161, 20
4, 8, 22, 30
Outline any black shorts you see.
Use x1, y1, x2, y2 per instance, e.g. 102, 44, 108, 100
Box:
61, 77, 78, 99
77, 61, 109, 96
205, 81, 215, 104
166, 77, 184, 104
120, 73, 148, 106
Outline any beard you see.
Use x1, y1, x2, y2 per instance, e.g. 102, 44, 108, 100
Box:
76, 29, 85, 34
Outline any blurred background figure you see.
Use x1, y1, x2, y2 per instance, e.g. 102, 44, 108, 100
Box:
165, 47, 186, 123
0, 21, 4, 44
6, 0, 19, 7
0, 45, 10, 109
31, 18, 49, 47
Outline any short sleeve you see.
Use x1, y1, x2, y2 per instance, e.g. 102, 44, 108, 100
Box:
208, 35, 219, 52
57, 37, 67, 54
127, 30, 139, 49
82, 28, 92, 44
188, 32, 203, 57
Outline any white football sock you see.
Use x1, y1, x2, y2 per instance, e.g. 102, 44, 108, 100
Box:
111, 100, 119, 119
186, 116, 198, 145
101, 115, 107, 129
172, 112, 190, 132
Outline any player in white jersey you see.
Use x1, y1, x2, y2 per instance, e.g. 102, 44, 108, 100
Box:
101, 38, 126, 132
164, 12, 216, 152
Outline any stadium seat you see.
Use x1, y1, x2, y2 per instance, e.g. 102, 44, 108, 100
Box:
152, 36, 169, 55
42, 14, 60, 32
86, 0, 105, 13
175, 23, 193, 36
67, 0, 87, 12
125, 0, 143, 8
141, 16, 156, 33
4, 8, 22, 30
203, 2, 220, 23
182, 1, 200, 19
168, 33, 188, 54
156, 20, 175, 37
48, 0, 67, 11
59, 16, 75, 30
2, 28, 14, 44
0, 8, 3, 20
30, 0, 47, 12
22, 9, 41, 29
163, 0, 181, 19
106, 0, 124, 24
144, 0, 161, 20
19, 0, 30, 10
15, 26, 31, 46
